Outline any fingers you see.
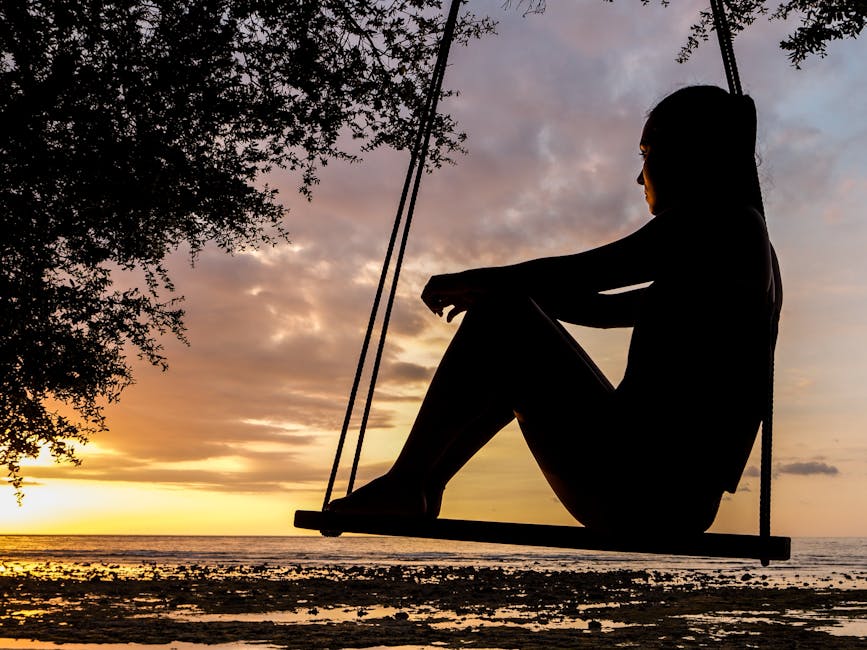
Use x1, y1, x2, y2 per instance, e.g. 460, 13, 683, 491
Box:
421, 275, 454, 316
446, 305, 467, 323
432, 296, 447, 315
422, 290, 464, 320
421, 277, 444, 313
422, 290, 445, 316
420, 272, 481, 321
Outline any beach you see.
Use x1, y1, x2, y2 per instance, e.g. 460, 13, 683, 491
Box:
0, 536, 865, 649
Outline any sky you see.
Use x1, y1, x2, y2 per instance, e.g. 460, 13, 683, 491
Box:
3, 0, 866, 537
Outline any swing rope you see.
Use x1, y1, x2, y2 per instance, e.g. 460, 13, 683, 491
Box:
710, 0, 776, 565
322, 0, 462, 509
710, 0, 743, 96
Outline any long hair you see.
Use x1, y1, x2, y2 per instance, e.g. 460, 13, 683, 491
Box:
647, 85, 763, 216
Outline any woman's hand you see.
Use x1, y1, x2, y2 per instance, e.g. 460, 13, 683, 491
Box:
422, 269, 498, 322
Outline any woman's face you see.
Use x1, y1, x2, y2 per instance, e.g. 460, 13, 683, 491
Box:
636, 117, 675, 215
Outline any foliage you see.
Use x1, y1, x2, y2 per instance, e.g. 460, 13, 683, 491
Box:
676, 0, 866, 67
514, 0, 865, 66
0, 0, 494, 497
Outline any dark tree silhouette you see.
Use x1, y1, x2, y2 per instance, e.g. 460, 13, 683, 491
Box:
515, 0, 865, 66
0, 0, 494, 496
675, 0, 866, 66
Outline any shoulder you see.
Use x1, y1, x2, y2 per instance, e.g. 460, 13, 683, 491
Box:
654, 202, 769, 253
660, 202, 771, 281
657, 201, 766, 236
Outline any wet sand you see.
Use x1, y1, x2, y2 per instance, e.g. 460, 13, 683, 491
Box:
1, 561, 865, 648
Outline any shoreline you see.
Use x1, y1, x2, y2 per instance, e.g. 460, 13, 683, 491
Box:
1, 562, 865, 648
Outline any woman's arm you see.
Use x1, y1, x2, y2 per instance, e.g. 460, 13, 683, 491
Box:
422, 212, 670, 321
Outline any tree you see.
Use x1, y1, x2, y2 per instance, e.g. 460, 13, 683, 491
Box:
515, 1, 865, 67
675, 0, 866, 67
0, 0, 494, 497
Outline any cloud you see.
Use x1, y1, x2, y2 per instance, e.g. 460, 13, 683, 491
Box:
777, 461, 840, 476
25, 0, 866, 526
25, 450, 326, 493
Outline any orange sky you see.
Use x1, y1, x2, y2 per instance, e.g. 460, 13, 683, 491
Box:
3, 1, 866, 537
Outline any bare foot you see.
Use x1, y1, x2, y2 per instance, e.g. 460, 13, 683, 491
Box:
326, 474, 433, 518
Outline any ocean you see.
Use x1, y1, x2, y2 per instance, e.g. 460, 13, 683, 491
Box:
0, 534, 864, 586
0, 535, 865, 648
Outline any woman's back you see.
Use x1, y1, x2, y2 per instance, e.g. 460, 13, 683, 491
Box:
619, 201, 776, 492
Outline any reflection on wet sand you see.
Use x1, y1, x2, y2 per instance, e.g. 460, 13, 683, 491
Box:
0, 642, 278, 650
1, 561, 865, 648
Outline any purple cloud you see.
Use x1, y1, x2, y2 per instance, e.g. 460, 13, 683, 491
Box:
777, 461, 840, 476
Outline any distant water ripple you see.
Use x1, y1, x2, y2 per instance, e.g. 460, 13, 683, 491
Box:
0, 535, 864, 587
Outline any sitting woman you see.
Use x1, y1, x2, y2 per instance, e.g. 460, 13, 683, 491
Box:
328, 85, 781, 534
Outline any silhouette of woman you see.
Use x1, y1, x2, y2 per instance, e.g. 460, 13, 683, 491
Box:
328, 85, 779, 533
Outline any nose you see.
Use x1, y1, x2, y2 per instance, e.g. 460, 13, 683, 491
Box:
637, 169, 644, 186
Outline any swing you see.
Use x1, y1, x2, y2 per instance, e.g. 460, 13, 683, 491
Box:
294, 0, 791, 565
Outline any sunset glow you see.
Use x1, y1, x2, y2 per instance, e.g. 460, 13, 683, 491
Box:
4, 0, 866, 537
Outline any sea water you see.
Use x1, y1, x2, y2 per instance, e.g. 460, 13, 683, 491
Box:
0, 535, 864, 586
0, 535, 864, 649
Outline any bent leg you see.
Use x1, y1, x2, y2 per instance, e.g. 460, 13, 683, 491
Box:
329, 297, 725, 532
467, 298, 626, 526
328, 295, 615, 518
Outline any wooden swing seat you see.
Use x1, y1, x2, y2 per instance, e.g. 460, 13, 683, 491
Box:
293, 510, 791, 561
